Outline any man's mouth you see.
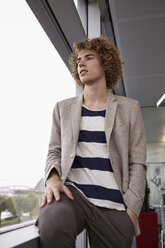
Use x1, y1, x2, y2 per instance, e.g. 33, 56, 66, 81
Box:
80, 70, 88, 75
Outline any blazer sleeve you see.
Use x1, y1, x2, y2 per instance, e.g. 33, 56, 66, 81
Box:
44, 102, 62, 184
123, 100, 147, 216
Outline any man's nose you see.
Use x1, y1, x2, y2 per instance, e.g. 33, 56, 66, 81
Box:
79, 59, 86, 67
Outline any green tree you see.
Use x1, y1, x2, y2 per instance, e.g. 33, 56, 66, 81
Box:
12, 195, 26, 222
0, 195, 16, 225
24, 192, 39, 220
0, 192, 40, 225
6, 197, 16, 216
0, 195, 8, 224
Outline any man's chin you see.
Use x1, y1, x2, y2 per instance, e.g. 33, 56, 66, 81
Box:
81, 80, 94, 86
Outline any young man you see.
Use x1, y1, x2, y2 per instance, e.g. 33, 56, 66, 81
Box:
38, 36, 147, 248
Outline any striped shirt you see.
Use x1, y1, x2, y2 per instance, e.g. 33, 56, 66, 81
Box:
66, 106, 125, 211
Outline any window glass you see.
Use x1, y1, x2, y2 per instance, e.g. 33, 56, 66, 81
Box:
0, 0, 75, 228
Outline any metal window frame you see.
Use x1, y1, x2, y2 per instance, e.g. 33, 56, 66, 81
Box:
25, 0, 86, 70
98, 0, 126, 96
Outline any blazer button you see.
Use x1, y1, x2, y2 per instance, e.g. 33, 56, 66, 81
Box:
70, 154, 74, 159
61, 176, 66, 183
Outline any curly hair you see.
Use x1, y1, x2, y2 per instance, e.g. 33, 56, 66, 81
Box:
69, 35, 123, 89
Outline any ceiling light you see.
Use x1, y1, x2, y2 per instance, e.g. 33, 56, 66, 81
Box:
157, 93, 165, 107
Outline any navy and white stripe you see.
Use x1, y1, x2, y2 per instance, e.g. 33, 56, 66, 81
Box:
66, 106, 125, 210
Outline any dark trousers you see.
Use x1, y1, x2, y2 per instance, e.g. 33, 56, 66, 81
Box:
37, 185, 134, 248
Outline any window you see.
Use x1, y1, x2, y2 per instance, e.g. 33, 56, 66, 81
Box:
0, 0, 75, 229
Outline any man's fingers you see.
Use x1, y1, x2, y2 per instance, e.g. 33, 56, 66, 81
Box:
62, 185, 74, 200
46, 190, 53, 204
39, 197, 42, 207
40, 183, 74, 207
126, 208, 137, 226
53, 190, 61, 202
40, 194, 47, 208
40, 190, 54, 207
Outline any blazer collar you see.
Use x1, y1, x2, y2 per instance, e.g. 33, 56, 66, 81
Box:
71, 93, 83, 149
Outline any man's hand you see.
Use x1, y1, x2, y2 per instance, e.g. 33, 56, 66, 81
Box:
126, 208, 138, 227
40, 172, 74, 208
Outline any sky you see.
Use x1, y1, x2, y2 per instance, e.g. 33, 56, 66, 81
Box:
0, 0, 76, 188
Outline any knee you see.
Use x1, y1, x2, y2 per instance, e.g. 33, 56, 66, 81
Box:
38, 198, 77, 247
38, 215, 76, 248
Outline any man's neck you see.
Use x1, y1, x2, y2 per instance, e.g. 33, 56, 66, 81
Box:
83, 84, 108, 110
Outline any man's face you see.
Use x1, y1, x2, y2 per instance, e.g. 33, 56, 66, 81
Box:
77, 49, 105, 86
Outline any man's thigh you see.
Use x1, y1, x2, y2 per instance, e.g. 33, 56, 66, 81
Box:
87, 208, 134, 248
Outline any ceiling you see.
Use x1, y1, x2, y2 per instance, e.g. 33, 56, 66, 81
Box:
109, 0, 165, 107
108, 0, 165, 143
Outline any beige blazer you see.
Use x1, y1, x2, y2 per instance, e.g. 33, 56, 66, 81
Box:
45, 92, 147, 235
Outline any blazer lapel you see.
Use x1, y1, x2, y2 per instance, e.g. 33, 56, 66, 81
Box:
105, 92, 117, 147
105, 92, 122, 191
71, 93, 83, 152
